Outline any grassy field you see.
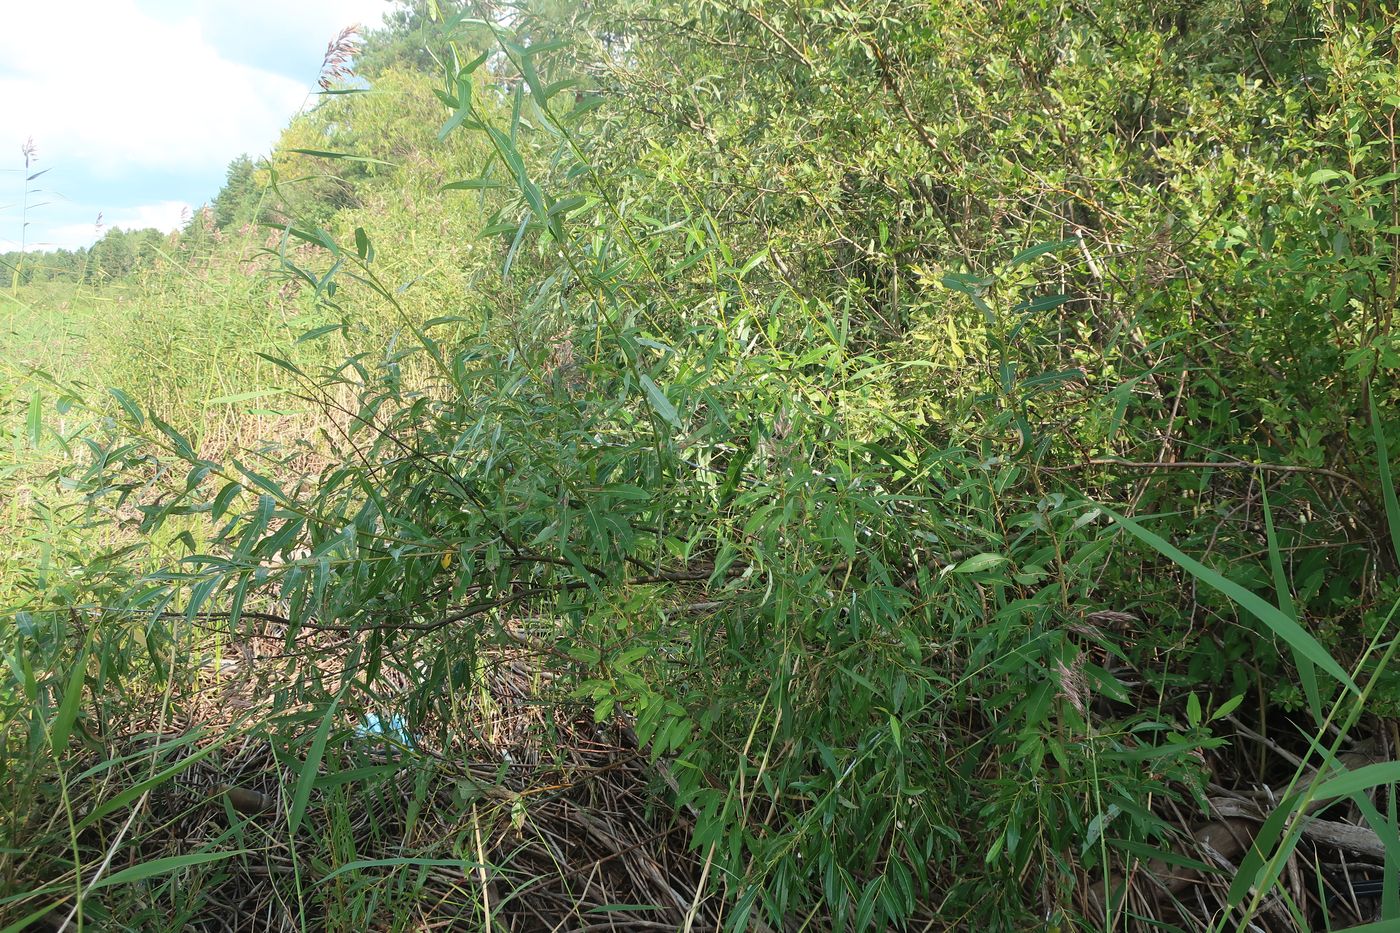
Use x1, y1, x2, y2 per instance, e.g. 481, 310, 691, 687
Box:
2, 286, 104, 610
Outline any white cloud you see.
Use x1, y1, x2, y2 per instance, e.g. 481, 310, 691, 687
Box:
0, 1, 333, 176
30, 223, 108, 253
191, 0, 395, 46
27, 201, 190, 251
107, 200, 194, 234
0, 1, 397, 252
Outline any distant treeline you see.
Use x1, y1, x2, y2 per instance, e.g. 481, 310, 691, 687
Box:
3, 151, 265, 287
2, 226, 166, 286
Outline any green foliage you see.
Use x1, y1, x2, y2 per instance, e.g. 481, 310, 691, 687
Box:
1, 226, 171, 288
5, 0, 1400, 930
211, 155, 262, 231
356, 0, 476, 79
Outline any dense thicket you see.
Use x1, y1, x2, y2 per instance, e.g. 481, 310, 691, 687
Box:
4, 1, 1400, 930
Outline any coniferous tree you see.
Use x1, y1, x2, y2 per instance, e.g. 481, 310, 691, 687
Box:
211, 154, 260, 231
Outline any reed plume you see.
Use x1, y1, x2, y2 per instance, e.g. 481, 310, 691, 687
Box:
318, 25, 362, 90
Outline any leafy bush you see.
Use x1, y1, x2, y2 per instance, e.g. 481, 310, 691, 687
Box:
6, 1, 1400, 930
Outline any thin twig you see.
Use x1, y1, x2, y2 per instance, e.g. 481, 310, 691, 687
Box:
1040, 456, 1363, 489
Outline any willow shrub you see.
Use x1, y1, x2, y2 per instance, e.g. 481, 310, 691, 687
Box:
62, 252, 1207, 930
38, 35, 1222, 933
16, 0, 1400, 929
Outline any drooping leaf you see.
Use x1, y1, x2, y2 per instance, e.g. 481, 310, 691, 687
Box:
1105, 507, 1357, 694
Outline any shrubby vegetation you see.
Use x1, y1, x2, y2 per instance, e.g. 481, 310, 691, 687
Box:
3, 1, 1400, 930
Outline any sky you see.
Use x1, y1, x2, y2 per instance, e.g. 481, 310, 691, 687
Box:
0, 0, 396, 252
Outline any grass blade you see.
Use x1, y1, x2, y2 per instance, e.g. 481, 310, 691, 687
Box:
1104, 507, 1358, 695
1371, 392, 1400, 564
49, 625, 97, 752
287, 695, 341, 837
1261, 483, 1320, 723
91, 850, 247, 889
1313, 762, 1400, 802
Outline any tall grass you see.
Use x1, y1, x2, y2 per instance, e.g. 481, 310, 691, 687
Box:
7, 138, 43, 293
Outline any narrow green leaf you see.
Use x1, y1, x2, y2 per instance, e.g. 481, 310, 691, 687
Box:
1261, 483, 1319, 723
26, 391, 41, 446
285, 148, 397, 167
78, 728, 234, 830
1326, 920, 1400, 932
1371, 392, 1400, 565
1013, 293, 1071, 314
950, 553, 1006, 574
109, 387, 144, 426
49, 632, 92, 751
1105, 507, 1357, 694
1314, 762, 1400, 802
298, 323, 345, 343
315, 857, 483, 886
502, 215, 530, 277
287, 694, 341, 836
1211, 693, 1245, 722
255, 352, 309, 380
639, 374, 681, 429
92, 850, 247, 889
442, 178, 509, 191
0, 901, 65, 933
1107, 837, 1214, 874
149, 414, 196, 459
1355, 794, 1400, 920
1226, 791, 1302, 909
205, 388, 285, 406
1009, 237, 1079, 267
